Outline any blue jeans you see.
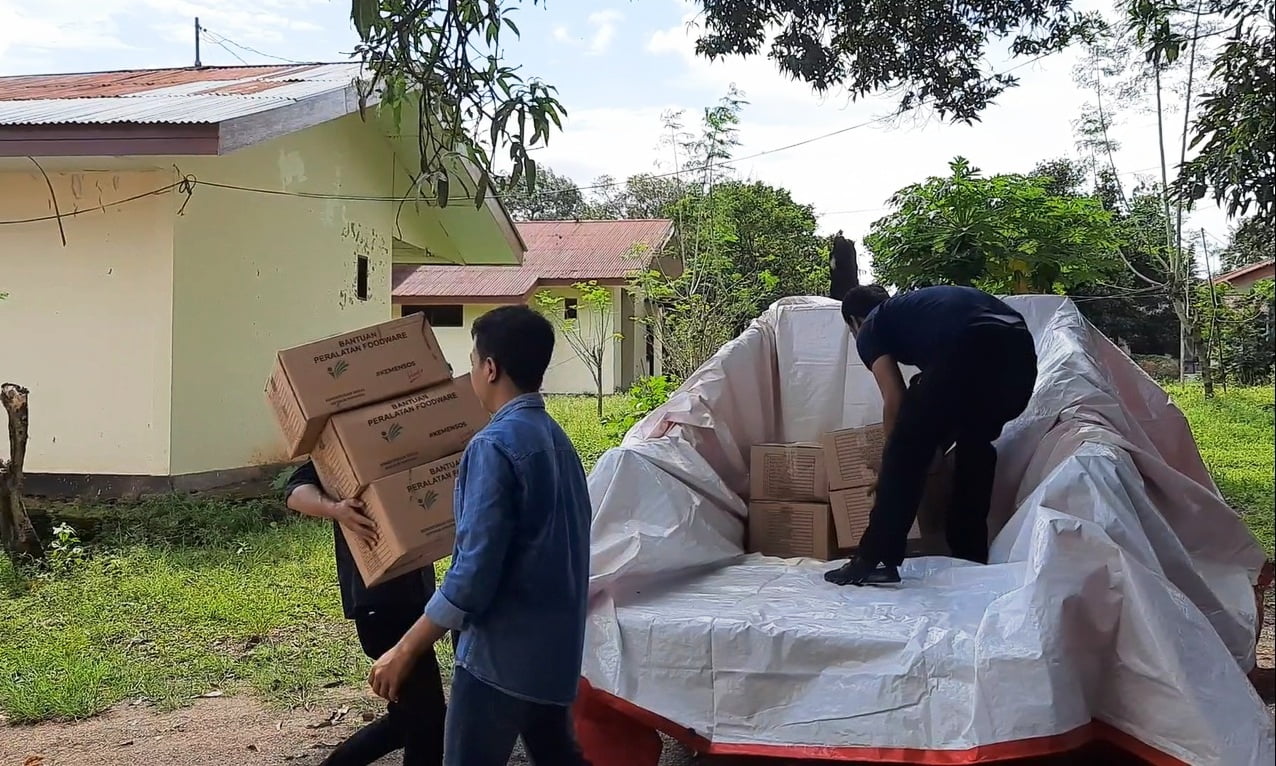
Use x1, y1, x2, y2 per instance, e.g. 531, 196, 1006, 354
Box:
444, 666, 589, 766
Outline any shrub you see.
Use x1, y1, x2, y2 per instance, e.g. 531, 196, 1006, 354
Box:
604, 376, 676, 442
1198, 278, 1275, 387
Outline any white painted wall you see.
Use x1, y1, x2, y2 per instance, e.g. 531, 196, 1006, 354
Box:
1, 169, 175, 475
398, 284, 655, 395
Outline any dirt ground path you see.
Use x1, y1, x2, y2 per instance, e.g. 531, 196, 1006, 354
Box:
0, 691, 702, 766
4, 591, 1271, 766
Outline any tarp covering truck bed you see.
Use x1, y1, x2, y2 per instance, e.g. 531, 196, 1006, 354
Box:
573, 295, 1274, 765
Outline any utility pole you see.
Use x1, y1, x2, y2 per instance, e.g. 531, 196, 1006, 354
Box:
194, 18, 203, 69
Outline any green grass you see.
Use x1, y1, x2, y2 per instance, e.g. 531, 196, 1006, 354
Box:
2, 388, 1271, 723
1167, 384, 1275, 556
0, 395, 619, 723
545, 394, 629, 471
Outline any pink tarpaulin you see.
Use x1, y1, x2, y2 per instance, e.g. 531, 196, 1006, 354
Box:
576, 296, 1272, 765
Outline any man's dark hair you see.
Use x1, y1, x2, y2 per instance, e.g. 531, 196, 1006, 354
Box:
841, 284, 890, 324
472, 305, 555, 392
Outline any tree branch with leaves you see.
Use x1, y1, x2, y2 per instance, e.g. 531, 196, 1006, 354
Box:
695, 0, 1104, 122
866, 157, 1122, 295
350, 0, 566, 207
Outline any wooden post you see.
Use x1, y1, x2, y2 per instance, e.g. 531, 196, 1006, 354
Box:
0, 383, 42, 561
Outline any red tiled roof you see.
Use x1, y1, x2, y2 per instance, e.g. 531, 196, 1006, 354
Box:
393, 219, 674, 300
394, 265, 540, 301
1212, 259, 1274, 285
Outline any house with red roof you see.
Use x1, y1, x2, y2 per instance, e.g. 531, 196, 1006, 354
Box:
0, 64, 523, 493
394, 219, 677, 394
1212, 259, 1275, 291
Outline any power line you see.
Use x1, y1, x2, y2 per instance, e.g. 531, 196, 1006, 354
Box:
200, 27, 307, 65
171, 50, 1070, 208
200, 29, 250, 66
3, 50, 1242, 225
502, 53, 1060, 203
0, 178, 194, 226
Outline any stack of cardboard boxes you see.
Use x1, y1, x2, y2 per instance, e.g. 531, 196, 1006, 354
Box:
266, 314, 488, 586
748, 442, 835, 559
747, 425, 950, 560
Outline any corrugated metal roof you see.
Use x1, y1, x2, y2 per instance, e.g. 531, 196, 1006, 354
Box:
394, 265, 540, 300
0, 64, 363, 126
393, 219, 675, 299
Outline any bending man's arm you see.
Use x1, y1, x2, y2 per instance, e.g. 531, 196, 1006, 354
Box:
870, 355, 906, 442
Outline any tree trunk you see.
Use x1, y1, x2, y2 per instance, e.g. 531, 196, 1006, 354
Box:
0, 383, 42, 562
596, 376, 604, 420
1191, 322, 1214, 398
1172, 299, 1214, 398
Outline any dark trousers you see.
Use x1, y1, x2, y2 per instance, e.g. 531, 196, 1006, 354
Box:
322, 609, 448, 766
444, 665, 590, 766
858, 323, 1037, 567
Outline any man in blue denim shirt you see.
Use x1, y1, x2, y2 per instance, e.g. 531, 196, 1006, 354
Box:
368, 305, 593, 766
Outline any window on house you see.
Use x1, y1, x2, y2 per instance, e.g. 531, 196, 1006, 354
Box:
564, 297, 579, 321
356, 256, 370, 301
403, 304, 464, 328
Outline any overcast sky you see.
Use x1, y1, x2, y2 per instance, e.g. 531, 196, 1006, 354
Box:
0, 0, 1240, 268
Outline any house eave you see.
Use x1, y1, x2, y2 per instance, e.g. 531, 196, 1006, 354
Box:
0, 122, 220, 157
0, 84, 380, 159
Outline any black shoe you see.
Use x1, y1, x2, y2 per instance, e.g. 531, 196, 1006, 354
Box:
824, 557, 901, 587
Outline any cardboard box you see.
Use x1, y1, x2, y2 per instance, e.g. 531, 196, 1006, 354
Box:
312, 375, 488, 499
747, 500, 837, 560
266, 313, 451, 458
749, 443, 828, 501
829, 486, 922, 548
344, 453, 462, 587
828, 452, 952, 549
821, 425, 886, 491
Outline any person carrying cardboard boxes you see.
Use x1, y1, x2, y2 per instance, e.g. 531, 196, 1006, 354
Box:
269, 312, 484, 766
825, 284, 1038, 587
284, 459, 451, 765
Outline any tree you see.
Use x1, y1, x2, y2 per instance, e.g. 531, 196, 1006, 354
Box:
631, 90, 830, 378
534, 282, 618, 418
1196, 278, 1275, 385
865, 158, 1122, 294
1126, 0, 1275, 219
1219, 217, 1276, 272
694, 0, 1103, 122
584, 173, 689, 220
1093, 188, 1185, 355
1073, 10, 1216, 386
350, 0, 565, 207
498, 167, 586, 221
1033, 159, 1179, 355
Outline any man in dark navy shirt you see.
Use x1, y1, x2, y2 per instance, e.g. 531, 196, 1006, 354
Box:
826, 284, 1038, 586
285, 461, 446, 765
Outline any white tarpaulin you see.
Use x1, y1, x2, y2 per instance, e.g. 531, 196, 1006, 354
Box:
581, 296, 1274, 764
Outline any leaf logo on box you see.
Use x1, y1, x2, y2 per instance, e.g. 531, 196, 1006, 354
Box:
417, 490, 439, 510
327, 360, 350, 379
381, 423, 404, 442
